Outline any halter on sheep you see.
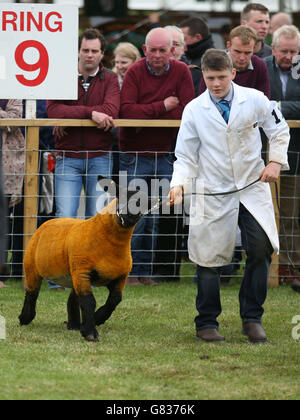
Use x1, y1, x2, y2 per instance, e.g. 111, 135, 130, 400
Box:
19, 177, 148, 342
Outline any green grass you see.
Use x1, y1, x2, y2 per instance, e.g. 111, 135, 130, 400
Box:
0, 262, 300, 400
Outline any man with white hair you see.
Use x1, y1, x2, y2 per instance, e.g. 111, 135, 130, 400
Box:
264, 25, 300, 291
119, 28, 194, 285
164, 25, 185, 60
164, 26, 202, 97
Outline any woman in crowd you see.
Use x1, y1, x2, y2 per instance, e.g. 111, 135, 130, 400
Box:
0, 99, 25, 283
113, 42, 141, 88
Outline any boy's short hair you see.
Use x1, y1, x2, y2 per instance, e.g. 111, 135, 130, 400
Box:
201, 49, 233, 72
79, 28, 106, 52
229, 25, 258, 44
241, 3, 269, 21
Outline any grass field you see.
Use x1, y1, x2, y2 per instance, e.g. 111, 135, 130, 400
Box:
0, 263, 300, 400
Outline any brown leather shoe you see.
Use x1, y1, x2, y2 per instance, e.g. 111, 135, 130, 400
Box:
126, 277, 142, 286
242, 322, 267, 343
291, 279, 300, 293
139, 277, 159, 286
195, 328, 225, 342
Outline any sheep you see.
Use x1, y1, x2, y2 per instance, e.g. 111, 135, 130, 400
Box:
19, 178, 147, 342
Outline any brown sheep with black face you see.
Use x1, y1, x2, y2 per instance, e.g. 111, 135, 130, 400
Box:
19, 178, 146, 342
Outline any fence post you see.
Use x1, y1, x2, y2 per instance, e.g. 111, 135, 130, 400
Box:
23, 126, 39, 285
23, 102, 39, 287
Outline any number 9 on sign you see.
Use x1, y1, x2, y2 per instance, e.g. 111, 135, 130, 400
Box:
14, 40, 49, 87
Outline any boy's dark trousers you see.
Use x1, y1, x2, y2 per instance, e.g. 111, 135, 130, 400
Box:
195, 203, 274, 331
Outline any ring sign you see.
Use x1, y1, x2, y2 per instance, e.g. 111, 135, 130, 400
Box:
0, 3, 78, 99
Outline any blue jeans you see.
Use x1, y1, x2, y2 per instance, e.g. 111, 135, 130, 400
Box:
195, 203, 274, 331
55, 154, 112, 219
119, 153, 174, 277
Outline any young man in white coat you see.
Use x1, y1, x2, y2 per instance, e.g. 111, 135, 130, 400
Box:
169, 49, 290, 343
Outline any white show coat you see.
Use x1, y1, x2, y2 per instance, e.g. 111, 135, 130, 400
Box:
171, 82, 290, 267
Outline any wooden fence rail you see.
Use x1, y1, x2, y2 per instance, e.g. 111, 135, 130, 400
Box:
0, 118, 299, 287
0, 118, 299, 128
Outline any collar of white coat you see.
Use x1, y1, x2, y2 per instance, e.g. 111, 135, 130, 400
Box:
209, 84, 234, 108
202, 82, 248, 110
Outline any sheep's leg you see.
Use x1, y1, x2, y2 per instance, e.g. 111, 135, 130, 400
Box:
67, 288, 81, 330
94, 276, 125, 326
79, 293, 99, 342
72, 270, 99, 342
19, 259, 42, 326
19, 279, 42, 326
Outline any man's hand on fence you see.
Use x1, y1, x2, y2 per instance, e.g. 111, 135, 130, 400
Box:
92, 111, 115, 131
259, 161, 282, 183
53, 127, 67, 139
168, 186, 183, 206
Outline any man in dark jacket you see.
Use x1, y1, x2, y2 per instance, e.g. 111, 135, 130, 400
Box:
47, 28, 120, 219
179, 17, 214, 68
264, 24, 300, 291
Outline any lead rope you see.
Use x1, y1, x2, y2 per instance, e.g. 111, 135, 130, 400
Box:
145, 178, 261, 216
144, 180, 296, 280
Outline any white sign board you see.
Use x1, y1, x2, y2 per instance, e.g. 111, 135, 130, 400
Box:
0, 3, 78, 99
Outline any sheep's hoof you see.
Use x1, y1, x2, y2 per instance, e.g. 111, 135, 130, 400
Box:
64, 321, 80, 331
81, 327, 99, 342
85, 334, 99, 342
19, 309, 36, 326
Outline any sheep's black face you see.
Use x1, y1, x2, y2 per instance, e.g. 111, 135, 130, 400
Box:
116, 189, 147, 228
97, 176, 148, 228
